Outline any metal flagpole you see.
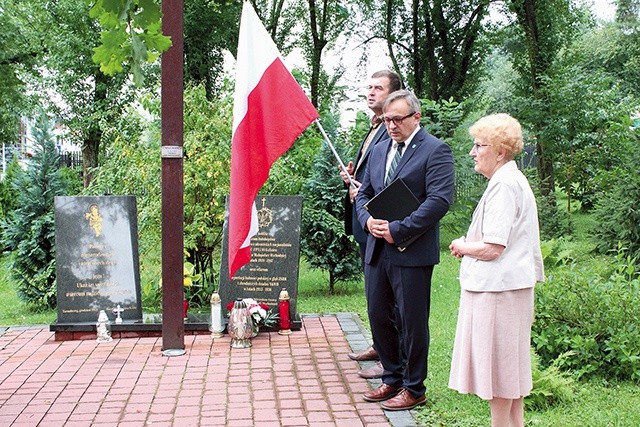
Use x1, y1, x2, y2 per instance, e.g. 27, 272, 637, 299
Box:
314, 119, 356, 188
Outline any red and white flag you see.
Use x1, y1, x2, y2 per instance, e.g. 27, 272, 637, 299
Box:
228, 1, 318, 279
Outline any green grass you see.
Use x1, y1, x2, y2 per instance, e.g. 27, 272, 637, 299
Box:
297, 260, 368, 325
299, 254, 640, 427
1, 252, 639, 426
0, 257, 56, 326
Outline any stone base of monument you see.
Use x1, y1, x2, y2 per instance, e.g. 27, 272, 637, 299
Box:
49, 313, 302, 341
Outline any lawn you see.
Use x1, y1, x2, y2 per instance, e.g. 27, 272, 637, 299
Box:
1, 252, 638, 426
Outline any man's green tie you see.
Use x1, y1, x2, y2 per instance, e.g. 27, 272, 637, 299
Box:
385, 142, 405, 185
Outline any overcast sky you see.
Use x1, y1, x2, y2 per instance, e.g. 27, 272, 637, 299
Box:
589, 0, 616, 20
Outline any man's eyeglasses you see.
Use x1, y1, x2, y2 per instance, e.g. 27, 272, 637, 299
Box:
383, 112, 416, 126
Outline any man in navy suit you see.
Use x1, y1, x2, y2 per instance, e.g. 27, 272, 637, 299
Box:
342, 71, 401, 377
355, 90, 455, 410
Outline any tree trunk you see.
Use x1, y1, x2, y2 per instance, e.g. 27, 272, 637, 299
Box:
512, 0, 557, 201
307, 0, 327, 108
385, 0, 403, 83
82, 135, 99, 188
421, 1, 439, 100
411, 0, 424, 97
81, 71, 108, 188
267, 0, 286, 38
389, 0, 490, 100
329, 269, 335, 295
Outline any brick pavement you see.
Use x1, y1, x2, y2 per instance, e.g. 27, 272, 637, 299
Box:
0, 314, 418, 426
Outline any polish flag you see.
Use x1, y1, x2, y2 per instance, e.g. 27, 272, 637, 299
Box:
228, 2, 319, 279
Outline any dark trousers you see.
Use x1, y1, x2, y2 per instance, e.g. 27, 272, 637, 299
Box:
365, 246, 433, 397
358, 241, 367, 272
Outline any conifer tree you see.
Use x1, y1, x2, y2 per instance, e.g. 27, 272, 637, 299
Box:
1, 113, 67, 309
300, 130, 361, 294
0, 157, 23, 220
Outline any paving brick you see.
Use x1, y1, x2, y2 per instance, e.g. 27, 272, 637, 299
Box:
0, 315, 401, 426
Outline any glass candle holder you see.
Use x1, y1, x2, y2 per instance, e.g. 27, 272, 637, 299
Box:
227, 298, 253, 348
278, 288, 292, 335
96, 310, 113, 343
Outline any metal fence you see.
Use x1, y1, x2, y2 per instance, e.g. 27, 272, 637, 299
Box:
59, 151, 83, 170
1, 144, 83, 175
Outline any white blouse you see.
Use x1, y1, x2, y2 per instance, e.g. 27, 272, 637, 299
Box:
459, 161, 545, 292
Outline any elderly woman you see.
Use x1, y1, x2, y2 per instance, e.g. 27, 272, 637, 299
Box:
448, 114, 544, 427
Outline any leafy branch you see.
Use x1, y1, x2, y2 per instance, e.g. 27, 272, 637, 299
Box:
87, 0, 172, 85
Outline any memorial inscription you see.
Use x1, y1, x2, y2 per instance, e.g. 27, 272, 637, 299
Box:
54, 196, 142, 324
219, 196, 302, 327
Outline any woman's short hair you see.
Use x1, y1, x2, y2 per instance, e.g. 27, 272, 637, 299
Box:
469, 113, 524, 158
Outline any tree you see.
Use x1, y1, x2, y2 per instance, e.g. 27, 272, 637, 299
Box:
592, 157, 640, 260
0, 157, 23, 223
509, 0, 575, 204
181, 84, 233, 293
184, 0, 242, 99
86, 0, 171, 87
382, 0, 493, 101
538, 23, 639, 212
590, 3, 640, 100
40, 0, 137, 187
0, 0, 43, 145
300, 120, 361, 294
1, 113, 68, 310
298, 0, 352, 108
3, 0, 139, 188
616, 0, 640, 25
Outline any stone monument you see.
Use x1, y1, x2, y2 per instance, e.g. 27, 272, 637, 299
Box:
53, 195, 142, 325
219, 195, 303, 329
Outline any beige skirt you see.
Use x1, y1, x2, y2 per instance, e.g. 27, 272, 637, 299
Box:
448, 287, 534, 400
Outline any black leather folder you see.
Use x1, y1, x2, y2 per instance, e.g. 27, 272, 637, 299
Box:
363, 178, 423, 251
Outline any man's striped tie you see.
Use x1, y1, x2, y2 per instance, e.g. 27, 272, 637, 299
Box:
385, 142, 405, 185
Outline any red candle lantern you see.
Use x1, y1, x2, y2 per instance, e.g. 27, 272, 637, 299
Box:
183, 299, 189, 320
278, 288, 292, 335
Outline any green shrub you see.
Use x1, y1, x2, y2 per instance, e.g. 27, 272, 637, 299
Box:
540, 236, 597, 269
532, 249, 640, 381
527, 351, 575, 411
592, 164, 640, 261
420, 97, 466, 139
0, 157, 22, 222
522, 170, 572, 239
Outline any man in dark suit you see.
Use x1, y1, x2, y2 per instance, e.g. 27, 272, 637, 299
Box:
355, 90, 455, 411
342, 70, 401, 378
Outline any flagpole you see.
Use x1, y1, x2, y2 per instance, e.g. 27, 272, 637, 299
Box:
314, 119, 356, 188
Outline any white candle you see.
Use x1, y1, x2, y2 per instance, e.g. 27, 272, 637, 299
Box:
210, 292, 224, 337
211, 302, 222, 332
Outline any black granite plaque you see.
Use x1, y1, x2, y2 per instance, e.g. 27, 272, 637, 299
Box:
219, 195, 302, 326
54, 196, 142, 324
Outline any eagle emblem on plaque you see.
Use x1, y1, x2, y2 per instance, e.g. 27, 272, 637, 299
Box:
257, 197, 273, 229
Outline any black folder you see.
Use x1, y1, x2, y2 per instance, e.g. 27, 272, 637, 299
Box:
363, 178, 423, 251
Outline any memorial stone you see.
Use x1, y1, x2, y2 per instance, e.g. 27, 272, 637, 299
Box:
220, 195, 302, 328
54, 196, 142, 324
